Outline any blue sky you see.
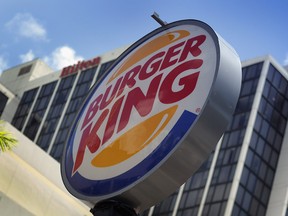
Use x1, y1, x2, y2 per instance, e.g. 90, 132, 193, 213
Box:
1, 0, 288, 73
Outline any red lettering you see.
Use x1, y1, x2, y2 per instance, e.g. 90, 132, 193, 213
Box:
179, 35, 206, 62
102, 96, 124, 145
160, 41, 185, 71
92, 57, 101, 65
74, 61, 81, 72
71, 65, 76, 74
118, 74, 162, 132
73, 34, 207, 173
60, 66, 73, 77
60, 57, 101, 78
139, 51, 165, 80
81, 94, 103, 129
159, 59, 202, 104
100, 77, 123, 110
117, 65, 141, 97
73, 109, 109, 173
85, 60, 92, 68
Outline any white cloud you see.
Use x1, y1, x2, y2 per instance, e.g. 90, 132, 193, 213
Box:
284, 53, 288, 66
5, 13, 47, 41
44, 46, 84, 70
20, 50, 35, 63
0, 56, 8, 73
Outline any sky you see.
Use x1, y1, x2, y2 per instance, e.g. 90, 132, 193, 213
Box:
1, 0, 288, 74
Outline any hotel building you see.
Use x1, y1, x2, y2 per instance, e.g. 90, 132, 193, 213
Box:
143, 55, 288, 216
0, 47, 288, 215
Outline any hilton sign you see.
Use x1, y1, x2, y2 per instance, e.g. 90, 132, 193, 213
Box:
60, 57, 101, 78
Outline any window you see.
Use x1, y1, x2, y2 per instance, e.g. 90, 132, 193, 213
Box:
23, 81, 56, 141
12, 87, 38, 130
96, 60, 115, 81
0, 91, 8, 117
18, 64, 32, 76
50, 67, 95, 161
36, 75, 76, 151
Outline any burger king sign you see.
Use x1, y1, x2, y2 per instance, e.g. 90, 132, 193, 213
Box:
61, 19, 241, 211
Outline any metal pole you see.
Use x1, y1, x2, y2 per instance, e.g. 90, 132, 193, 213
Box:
151, 12, 167, 26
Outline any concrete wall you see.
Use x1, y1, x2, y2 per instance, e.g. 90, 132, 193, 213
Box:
0, 83, 19, 122
0, 122, 91, 216
0, 59, 54, 96
266, 124, 288, 216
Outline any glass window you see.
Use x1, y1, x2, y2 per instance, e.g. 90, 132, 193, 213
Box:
232, 204, 240, 216
242, 191, 252, 211
247, 172, 256, 193
96, 60, 115, 81
209, 203, 221, 215
37, 75, 76, 151
0, 91, 8, 117
257, 204, 266, 216
50, 68, 94, 161
236, 186, 244, 205
282, 100, 288, 116
265, 167, 274, 186
23, 81, 56, 140
254, 180, 263, 200
261, 186, 270, 205
218, 166, 230, 183
186, 190, 198, 206
249, 198, 259, 215
235, 96, 253, 113
256, 137, 265, 156
270, 150, 278, 169
242, 62, 263, 81
240, 167, 249, 185
206, 186, 215, 203
18, 64, 32, 76
12, 87, 39, 131
259, 119, 269, 138
212, 184, 226, 201
152, 191, 178, 215
263, 144, 272, 163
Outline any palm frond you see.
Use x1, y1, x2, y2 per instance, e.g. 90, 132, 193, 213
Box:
0, 121, 18, 152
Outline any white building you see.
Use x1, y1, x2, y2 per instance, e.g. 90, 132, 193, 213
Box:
0, 46, 127, 216
1, 47, 288, 216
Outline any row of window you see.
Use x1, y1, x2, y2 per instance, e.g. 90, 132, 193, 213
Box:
11, 60, 115, 161
148, 63, 264, 216
231, 63, 288, 216
50, 67, 96, 161
12, 59, 288, 215
37, 74, 76, 151
23, 81, 57, 140
12, 88, 39, 130
0, 92, 8, 117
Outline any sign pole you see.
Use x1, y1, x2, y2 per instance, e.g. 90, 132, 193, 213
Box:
90, 199, 138, 216
151, 12, 167, 26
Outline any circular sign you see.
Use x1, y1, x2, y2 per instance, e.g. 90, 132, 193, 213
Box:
61, 19, 241, 211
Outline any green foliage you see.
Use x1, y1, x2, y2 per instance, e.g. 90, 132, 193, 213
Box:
0, 121, 18, 152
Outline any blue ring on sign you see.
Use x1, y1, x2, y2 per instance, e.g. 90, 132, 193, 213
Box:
61, 19, 219, 199
64, 110, 197, 196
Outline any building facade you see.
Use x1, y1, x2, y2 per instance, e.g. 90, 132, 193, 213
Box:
0, 49, 288, 216
143, 56, 288, 216
0, 46, 127, 162
0, 46, 127, 215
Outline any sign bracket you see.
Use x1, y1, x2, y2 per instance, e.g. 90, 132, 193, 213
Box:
90, 199, 138, 216
151, 12, 167, 26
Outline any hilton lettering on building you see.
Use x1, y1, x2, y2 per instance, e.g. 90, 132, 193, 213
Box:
60, 57, 101, 78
